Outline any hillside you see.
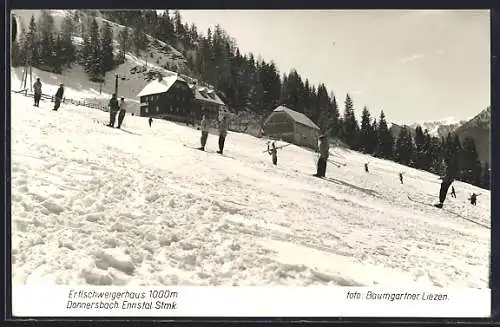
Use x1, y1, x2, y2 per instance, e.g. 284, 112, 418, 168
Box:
454, 107, 491, 164
389, 110, 490, 164
12, 9, 192, 115
10, 70, 490, 288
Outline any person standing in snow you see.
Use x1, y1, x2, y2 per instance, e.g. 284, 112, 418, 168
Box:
314, 135, 329, 178
469, 193, 479, 206
434, 152, 460, 208
53, 84, 64, 111
117, 98, 127, 129
267, 141, 278, 166
451, 186, 456, 198
33, 78, 42, 107
148, 117, 153, 127
399, 172, 404, 184
108, 93, 119, 127
364, 162, 369, 173
198, 114, 210, 151
217, 115, 229, 154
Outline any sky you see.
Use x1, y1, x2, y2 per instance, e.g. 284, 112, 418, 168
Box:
176, 10, 490, 124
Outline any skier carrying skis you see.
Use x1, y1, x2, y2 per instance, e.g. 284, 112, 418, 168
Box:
117, 98, 127, 129
451, 186, 456, 198
53, 84, 64, 111
434, 152, 460, 209
399, 172, 404, 184
33, 78, 42, 107
149, 117, 153, 127
108, 93, 119, 127
314, 134, 329, 178
198, 114, 209, 151
217, 115, 229, 154
267, 141, 278, 166
469, 193, 479, 206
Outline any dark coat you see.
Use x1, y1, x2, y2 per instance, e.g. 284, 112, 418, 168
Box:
33, 81, 42, 94
219, 117, 229, 135
109, 98, 119, 112
55, 86, 64, 99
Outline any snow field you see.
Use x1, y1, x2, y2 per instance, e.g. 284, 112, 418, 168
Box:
10, 90, 490, 288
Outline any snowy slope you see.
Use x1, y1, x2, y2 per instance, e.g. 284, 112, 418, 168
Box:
11, 84, 490, 287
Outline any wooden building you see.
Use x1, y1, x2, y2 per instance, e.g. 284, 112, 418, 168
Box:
137, 73, 227, 122
137, 74, 194, 122
263, 106, 321, 148
187, 85, 228, 122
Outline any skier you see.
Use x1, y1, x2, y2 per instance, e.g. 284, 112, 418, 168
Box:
53, 84, 64, 111
116, 98, 127, 129
148, 117, 153, 127
217, 115, 229, 154
364, 163, 369, 173
434, 152, 460, 209
399, 172, 404, 184
198, 114, 209, 151
33, 78, 42, 107
469, 193, 479, 206
267, 141, 278, 166
451, 186, 456, 198
313, 134, 329, 178
107, 93, 119, 127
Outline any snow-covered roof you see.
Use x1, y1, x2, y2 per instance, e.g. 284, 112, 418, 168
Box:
272, 106, 320, 130
136, 75, 179, 97
193, 87, 226, 106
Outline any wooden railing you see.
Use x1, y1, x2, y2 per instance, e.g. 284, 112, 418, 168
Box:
12, 89, 109, 112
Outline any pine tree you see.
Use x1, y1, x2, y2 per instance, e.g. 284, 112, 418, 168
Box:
246, 63, 265, 114
395, 126, 415, 166
60, 14, 76, 68
461, 137, 482, 186
316, 84, 332, 132
52, 35, 63, 73
173, 10, 185, 39
118, 27, 131, 64
156, 11, 175, 43
100, 21, 114, 72
25, 15, 39, 66
37, 10, 57, 70
132, 14, 148, 54
342, 93, 360, 149
328, 94, 340, 138
85, 17, 103, 80
359, 106, 372, 153
375, 111, 394, 159
429, 136, 445, 175
413, 126, 426, 169
368, 118, 378, 154
420, 129, 432, 171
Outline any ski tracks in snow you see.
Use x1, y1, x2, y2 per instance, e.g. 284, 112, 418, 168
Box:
10, 94, 490, 287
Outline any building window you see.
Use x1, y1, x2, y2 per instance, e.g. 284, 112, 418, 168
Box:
145, 107, 149, 114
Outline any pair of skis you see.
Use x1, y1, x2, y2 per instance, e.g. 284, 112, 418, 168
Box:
262, 142, 291, 153
183, 144, 235, 159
